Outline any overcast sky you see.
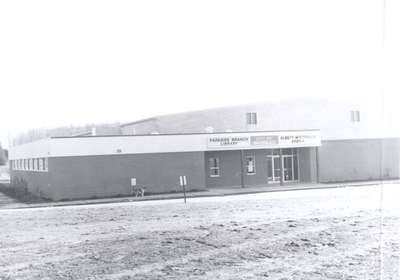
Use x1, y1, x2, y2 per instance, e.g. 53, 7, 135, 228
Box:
0, 0, 399, 148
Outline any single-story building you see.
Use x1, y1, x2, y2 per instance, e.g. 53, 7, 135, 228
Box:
8, 98, 400, 200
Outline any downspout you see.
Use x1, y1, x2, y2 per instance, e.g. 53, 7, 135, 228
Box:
240, 150, 245, 188
280, 148, 284, 186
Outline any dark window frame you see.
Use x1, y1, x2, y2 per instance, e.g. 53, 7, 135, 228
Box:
246, 112, 258, 125
209, 157, 220, 177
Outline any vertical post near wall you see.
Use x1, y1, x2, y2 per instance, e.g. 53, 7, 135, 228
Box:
316, 147, 320, 183
240, 150, 245, 188
279, 148, 284, 186
131, 177, 136, 196
180, 175, 187, 203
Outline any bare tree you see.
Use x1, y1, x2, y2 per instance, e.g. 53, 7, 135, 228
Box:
12, 123, 122, 146
0, 142, 6, 165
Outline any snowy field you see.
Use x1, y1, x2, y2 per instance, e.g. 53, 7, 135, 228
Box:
1, 184, 400, 280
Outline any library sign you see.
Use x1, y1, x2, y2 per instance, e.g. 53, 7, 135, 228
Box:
207, 131, 321, 149
207, 136, 250, 148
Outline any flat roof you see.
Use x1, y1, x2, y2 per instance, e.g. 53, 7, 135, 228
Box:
51, 129, 321, 139
10, 130, 321, 160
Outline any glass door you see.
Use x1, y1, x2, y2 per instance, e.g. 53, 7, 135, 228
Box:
267, 149, 299, 183
267, 154, 281, 183
283, 155, 294, 181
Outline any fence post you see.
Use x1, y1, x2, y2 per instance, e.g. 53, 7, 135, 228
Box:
180, 175, 187, 203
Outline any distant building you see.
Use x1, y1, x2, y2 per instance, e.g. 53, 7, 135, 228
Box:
8, 98, 400, 201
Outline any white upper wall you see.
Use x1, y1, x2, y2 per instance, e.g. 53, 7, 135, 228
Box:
121, 98, 399, 140
9, 130, 321, 159
9, 138, 51, 160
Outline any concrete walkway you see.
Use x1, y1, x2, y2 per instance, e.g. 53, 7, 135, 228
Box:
0, 179, 398, 210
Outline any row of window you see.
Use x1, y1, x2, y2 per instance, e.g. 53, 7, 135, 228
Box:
11, 158, 49, 172
209, 153, 256, 177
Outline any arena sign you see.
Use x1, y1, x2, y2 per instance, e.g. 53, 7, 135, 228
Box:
278, 134, 319, 145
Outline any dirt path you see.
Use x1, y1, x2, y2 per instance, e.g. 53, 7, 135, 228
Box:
0, 184, 399, 279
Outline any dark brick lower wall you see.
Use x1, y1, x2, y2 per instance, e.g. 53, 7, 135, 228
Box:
49, 152, 206, 200
9, 170, 52, 199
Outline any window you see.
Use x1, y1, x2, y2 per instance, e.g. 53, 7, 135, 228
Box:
39, 158, 43, 171
44, 158, 48, 172
350, 110, 360, 122
246, 112, 257, 125
246, 153, 256, 175
209, 157, 220, 177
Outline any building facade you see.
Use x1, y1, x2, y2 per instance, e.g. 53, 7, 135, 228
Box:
8, 98, 400, 201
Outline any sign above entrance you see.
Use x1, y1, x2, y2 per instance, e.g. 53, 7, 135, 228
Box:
207, 130, 321, 150
250, 135, 279, 146
278, 134, 319, 145
207, 136, 250, 148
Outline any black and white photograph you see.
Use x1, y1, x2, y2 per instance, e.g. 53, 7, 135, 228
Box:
1, 0, 400, 279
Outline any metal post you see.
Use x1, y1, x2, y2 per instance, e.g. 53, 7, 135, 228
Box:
183, 184, 186, 204
316, 147, 320, 183
180, 175, 187, 203
279, 148, 284, 186
240, 150, 245, 188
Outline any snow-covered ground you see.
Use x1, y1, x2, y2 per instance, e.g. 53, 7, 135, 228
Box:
0, 183, 399, 279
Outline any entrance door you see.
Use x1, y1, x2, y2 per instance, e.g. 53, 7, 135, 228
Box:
267, 155, 281, 183
267, 149, 299, 183
283, 155, 294, 181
